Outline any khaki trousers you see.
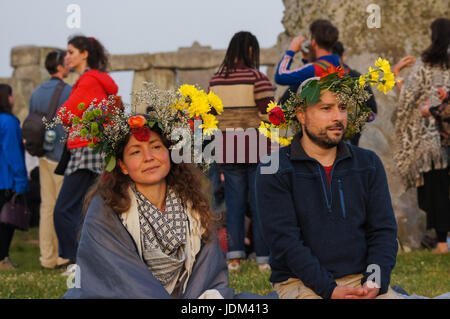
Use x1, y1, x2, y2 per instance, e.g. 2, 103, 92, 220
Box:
274, 274, 404, 299
39, 158, 69, 268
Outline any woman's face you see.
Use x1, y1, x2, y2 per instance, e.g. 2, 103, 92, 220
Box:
119, 132, 171, 188
66, 44, 87, 71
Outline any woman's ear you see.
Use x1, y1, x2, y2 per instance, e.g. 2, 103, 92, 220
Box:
118, 159, 128, 175
81, 49, 88, 61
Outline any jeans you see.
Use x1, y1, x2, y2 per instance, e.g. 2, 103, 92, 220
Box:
221, 163, 269, 263
54, 169, 98, 261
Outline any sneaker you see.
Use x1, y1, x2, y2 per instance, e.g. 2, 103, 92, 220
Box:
258, 263, 271, 272
61, 264, 78, 276
0, 257, 17, 270
227, 259, 241, 272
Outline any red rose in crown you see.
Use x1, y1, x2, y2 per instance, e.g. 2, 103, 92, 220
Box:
132, 126, 151, 141
269, 106, 286, 125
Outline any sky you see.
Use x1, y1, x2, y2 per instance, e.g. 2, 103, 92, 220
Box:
0, 0, 285, 103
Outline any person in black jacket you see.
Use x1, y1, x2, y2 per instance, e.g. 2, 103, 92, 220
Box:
256, 73, 401, 299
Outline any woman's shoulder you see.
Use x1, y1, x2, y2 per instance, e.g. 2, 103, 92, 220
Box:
81, 69, 118, 95
0, 113, 19, 128
84, 194, 115, 224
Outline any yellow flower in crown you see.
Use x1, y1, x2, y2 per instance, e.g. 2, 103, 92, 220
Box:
178, 84, 198, 100
266, 101, 279, 113
207, 91, 224, 115
358, 75, 366, 89
258, 122, 292, 146
188, 91, 211, 117
377, 70, 396, 94
200, 113, 219, 135
375, 57, 391, 74
368, 67, 379, 83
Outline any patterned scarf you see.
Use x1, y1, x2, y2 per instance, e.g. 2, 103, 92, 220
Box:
133, 186, 188, 294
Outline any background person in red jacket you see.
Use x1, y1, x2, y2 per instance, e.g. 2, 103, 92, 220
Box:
54, 35, 118, 266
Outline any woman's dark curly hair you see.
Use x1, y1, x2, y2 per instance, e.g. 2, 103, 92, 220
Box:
83, 124, 215, 241
68, 35, 109, 72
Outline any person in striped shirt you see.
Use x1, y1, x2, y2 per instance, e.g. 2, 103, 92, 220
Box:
208, 31, 274, 272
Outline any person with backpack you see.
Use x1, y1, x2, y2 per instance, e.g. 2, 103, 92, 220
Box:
53, 35, 118, 265
275, 19, 341, 105
0, 84, 29, 270
26, 51, 72, 269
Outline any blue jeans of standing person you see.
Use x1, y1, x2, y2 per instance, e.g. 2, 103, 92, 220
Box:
54, 169, 98, 261
221, 163, 269, 264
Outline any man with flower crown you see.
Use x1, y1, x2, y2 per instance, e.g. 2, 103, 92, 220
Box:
255, 59, 404, 299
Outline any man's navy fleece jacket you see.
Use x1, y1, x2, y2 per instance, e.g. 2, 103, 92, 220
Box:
255, 135, 398, 299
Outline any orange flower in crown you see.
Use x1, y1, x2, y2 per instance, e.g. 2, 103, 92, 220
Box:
321, 65, 346, 78
127, 115, 147, 128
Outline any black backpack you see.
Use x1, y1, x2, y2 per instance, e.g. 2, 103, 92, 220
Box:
22, 82, 65, 157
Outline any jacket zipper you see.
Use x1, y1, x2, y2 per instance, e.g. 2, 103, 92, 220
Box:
317, 164, 332, 213
338, 179, 346, 219
316, 157, 348, 217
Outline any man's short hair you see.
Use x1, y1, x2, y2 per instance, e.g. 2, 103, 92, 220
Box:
45, 51, 65, 75
309, 19, 339, 51
332, 41, 344, 57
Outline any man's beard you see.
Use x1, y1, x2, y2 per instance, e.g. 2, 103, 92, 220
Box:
304, 122, 346, 149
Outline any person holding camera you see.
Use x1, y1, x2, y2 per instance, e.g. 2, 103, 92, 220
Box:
275, 19, 341, 104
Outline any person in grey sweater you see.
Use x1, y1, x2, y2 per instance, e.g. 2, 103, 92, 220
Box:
28, 51, 72, 269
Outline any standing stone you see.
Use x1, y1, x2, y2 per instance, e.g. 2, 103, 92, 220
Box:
132, 68, 176, 92
177, 68, 217, 92
132, 68, 176, 114
10, 46, 41, 68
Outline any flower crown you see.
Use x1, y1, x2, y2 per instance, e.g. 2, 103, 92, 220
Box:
50, 83, 223, 172
259, 58, 396, 146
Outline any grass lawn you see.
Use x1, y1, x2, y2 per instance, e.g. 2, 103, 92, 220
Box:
0, 227, 448, 299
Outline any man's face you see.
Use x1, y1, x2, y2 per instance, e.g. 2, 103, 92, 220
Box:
56, 55, 71, 78
296, 90, 348, 149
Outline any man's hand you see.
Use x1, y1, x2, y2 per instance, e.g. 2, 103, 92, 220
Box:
343, 281, 380, 299
288, 36, 307, 53
330, 286, 367, 299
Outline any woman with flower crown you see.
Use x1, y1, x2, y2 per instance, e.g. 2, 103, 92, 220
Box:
62, 84, 276, 298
